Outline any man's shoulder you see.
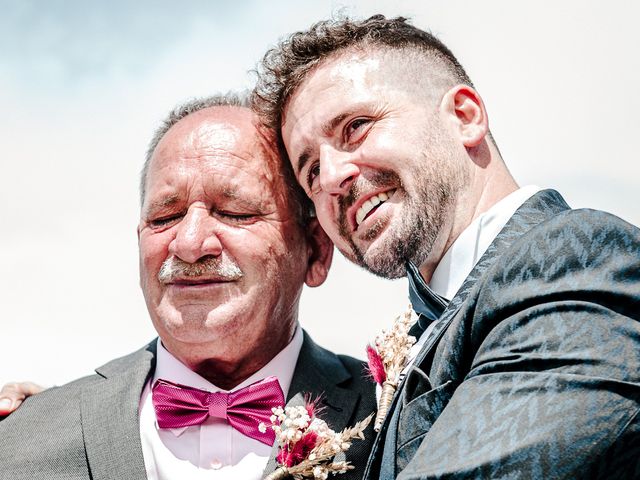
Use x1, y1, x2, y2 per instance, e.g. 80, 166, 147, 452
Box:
523, 206, 638, 240
296, 332, 375, 416
0, 341, 156, 478
0, 373, 97, 477
0, 340, 156, 427
488, 206, 640, 281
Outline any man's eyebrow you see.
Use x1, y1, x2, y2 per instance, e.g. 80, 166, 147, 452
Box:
295, 111, 353, 176
321, 111, 351, 138
222, 187, 264, 210
145, 194, 180, 214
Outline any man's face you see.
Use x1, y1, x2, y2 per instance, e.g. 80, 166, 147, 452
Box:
138, 107, 316, 361
282, 51, 468, 279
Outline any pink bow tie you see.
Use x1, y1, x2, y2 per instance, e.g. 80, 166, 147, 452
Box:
152, 376, 284, 445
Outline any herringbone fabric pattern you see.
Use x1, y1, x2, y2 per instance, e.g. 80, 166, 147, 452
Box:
365, 190, 640, 480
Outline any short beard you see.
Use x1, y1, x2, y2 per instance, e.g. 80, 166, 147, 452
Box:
339, 134, 466, 279
360, 176, 454, 279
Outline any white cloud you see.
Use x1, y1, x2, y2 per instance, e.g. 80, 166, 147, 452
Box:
1, 0, 638, 385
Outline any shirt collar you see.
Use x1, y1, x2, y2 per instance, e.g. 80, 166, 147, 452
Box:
154, 326, 303, 395
429, 185, 541, 300
407, 261, 448, 325
153, 327, 304, 436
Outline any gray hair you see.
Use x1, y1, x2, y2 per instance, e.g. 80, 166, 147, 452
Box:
139, 91, 314, 226
140, 91, 249, 206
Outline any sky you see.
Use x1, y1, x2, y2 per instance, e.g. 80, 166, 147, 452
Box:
1, 0, 638, 386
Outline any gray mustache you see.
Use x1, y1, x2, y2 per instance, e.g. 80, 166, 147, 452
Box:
158, 255, 243, 283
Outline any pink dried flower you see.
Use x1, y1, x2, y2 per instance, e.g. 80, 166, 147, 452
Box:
366, 344, 386, 385
303, 393, 325, 419
277, 431, 319, 467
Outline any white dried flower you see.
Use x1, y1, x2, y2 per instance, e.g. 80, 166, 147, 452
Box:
313, 466, 328, 479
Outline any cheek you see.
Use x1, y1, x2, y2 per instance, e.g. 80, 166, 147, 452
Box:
139, 234, 171, 278
233, 227, 305, 276
314, 201, 341, 240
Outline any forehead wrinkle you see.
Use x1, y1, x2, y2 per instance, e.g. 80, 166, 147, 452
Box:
218, 181, 271, 213
190, 121, 240, 150
322, 111, 353, 137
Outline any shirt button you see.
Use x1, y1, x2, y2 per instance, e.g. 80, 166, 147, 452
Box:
210, 459, 223, 470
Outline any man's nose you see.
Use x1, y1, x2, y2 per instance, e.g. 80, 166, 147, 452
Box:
319, 145, 360, 196
168, 207, 223, 264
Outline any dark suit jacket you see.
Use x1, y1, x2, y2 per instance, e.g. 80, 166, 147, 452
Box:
0, 331, 376, 479
364, 190, 640, 479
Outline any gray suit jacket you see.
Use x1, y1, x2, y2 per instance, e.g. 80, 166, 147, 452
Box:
0, 331, 376, 479
364, 190, 640, 479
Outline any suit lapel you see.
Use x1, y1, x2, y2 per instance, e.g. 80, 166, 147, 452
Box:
411, 189, 571, 369
81, 341, 157, 480
262, 331, 362, 477
366, 190, 571, 479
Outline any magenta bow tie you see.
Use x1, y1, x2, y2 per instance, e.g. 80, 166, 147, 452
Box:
151, 376, 284, 445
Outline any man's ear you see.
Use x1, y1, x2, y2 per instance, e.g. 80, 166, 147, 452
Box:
304, 218, 333, 288
440, 85, 488, 148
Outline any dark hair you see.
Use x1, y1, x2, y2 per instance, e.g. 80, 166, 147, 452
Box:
252, 14, 473, 130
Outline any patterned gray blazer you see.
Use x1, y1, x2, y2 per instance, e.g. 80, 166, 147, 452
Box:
364, 189, 640, 479
0, 331, 376, 479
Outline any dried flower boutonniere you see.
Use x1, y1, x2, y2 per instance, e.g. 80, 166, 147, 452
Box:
366, 306, 416, 431
262, 398, 373, 480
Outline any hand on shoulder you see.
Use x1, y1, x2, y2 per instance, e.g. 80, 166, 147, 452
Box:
0, 381, 44, 416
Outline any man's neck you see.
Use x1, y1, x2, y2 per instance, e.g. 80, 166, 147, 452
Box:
160, 326, 297, 390
419, 156, 519, 283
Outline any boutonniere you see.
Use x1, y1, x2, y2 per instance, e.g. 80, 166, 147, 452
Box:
262, 398, 373, 480
366, 306, 416, 431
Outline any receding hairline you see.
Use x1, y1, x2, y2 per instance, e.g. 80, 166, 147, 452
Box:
144, 104, 276, 194
139, 96, 314, 226
140, 93, 250, 206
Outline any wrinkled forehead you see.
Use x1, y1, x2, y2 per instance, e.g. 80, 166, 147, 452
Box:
151, 107, 283, 176
145, 106, 294, 207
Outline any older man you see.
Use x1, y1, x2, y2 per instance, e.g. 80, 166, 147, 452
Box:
0, 94, 375, 480
253, 15, 640, 479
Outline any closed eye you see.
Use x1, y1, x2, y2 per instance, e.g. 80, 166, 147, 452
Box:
149, 214, 183, 229
217, 211, 258, 223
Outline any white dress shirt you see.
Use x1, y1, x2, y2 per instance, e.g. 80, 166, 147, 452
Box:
409, 185, 541, 362
139, 327, 303, 480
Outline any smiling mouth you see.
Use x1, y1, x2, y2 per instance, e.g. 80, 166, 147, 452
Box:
355, 189, 396, 227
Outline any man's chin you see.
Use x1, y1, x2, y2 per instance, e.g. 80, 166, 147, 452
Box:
363, 256, 407, 279
154, 303, 242, 337
352, 241, 406, 279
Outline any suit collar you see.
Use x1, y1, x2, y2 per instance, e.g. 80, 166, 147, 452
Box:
411, 189, 570, 367
81, 340, 156, 480
364, 189, 571, 479
407, 261, 448, 334
262, 331, 362, 477
82, 334, 364, 479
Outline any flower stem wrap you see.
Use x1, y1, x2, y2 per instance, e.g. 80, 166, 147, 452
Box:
374, 380, 397, 432
264, 466, 289, 480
